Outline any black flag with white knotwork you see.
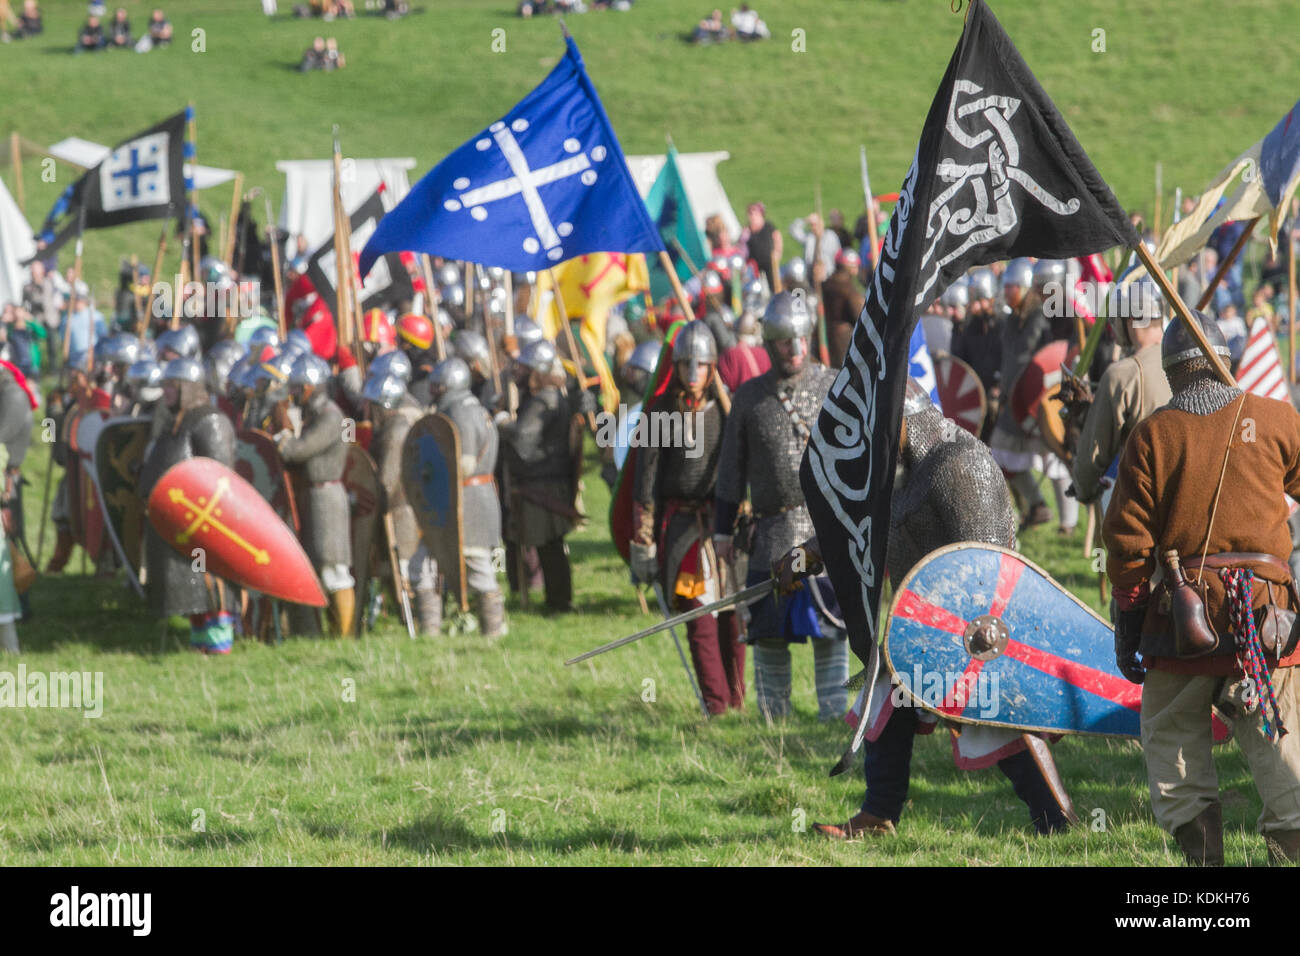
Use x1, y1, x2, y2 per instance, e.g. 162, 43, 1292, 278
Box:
798, 0, 1138, 664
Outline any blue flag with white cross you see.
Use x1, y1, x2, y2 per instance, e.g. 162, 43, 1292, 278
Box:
359, 36, 664, 277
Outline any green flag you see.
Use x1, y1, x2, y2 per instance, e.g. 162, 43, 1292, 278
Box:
644, 145, 708, 303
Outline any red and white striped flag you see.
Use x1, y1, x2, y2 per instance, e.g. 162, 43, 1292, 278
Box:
1236, 317, 1290, 402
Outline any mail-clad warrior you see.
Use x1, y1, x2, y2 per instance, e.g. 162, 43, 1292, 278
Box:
781, 380, 1076, 838
499, 339, 577, 613
630, 320, 743, 714
275, 353, 355, 636
1105, 311, 1300, 866
714, 292, 849, 720
137, 357, 239, 654
428, 357, 506, 637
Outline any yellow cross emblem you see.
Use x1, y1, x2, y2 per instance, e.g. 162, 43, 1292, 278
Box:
168, 476, 270, 565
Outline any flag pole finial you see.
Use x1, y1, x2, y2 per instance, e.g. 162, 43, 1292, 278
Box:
557, 17, 570, 39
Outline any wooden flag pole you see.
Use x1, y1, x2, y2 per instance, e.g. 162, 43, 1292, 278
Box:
173, 240, 189, 331
265, 197, 287, 339
1196, 216, 1259, 311
9, 132, 23, 216
503, 269, 519, 414
1136, 242, 1234, 386
223, 173, 244, 268
547, 267, 601, 397
657, 250, 697, 320
330, 127, 354, 355
770, 250, 783, 294
420, 255, 447, 361
860, 145, 880, 276
63, 210, 87, 363
464, 261, 474, 316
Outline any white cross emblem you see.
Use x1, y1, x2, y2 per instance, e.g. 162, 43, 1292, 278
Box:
101, 132, 171, 214
441, 118, 607, 263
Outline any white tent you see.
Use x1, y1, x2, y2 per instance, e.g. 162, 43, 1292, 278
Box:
624, 151, 741, 244
47, 136, 239, 192
276, 158, 416, 255
0, 172, 35, 308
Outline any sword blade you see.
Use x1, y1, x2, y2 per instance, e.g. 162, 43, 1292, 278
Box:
565, 579, 774, 666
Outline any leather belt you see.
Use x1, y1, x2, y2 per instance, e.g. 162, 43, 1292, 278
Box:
665, 498, 710, 513
1179, 552, 1290, 577
463, 474, 495, 488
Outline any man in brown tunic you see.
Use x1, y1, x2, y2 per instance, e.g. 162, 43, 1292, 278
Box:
1104, 310, 1300, 865
821, 249, 864, 369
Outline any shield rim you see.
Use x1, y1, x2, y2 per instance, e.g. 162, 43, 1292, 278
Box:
882, 541, 1125, 738
90, 415, 150, 597
402, 412, 467, 613
931, 350, 987, 437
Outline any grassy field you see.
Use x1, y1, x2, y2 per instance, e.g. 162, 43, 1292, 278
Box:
1, 432, 1273, 867
0, 0, 1292, 866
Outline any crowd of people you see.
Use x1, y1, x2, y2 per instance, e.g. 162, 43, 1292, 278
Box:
518, 0, 634, 18
691, 4, 769, 44
2, 176, 1300, 862
71, 4, 172, 53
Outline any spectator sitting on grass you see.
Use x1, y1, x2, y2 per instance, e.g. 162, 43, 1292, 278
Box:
300, 35, 326, 71
148, 8, 171, 44
731, 3, 768, 39
108, 7, 130, 48
16, 0, 42, 38
383, 0, 409, 18
75, 13, 105, 51
324, 36, 345, 70
693, 8, 726, 43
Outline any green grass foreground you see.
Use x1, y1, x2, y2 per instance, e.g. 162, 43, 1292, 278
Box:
1, 432, 1271, 866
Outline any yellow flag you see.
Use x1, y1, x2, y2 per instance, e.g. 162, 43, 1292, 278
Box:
534, 253, 650, 411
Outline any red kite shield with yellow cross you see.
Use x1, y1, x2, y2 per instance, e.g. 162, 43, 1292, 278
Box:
146, 457, 327, 607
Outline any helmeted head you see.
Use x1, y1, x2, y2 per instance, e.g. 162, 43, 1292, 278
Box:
283, 328, 312, 358
362, 308, 397, 355
1031, 258, 1067, 296
436, 261, 462, 289
161, 355, 204, 410
126, 359, 163, 403
780, 258, 809, 291
205, 339, 246, 395
940, 279, 970, 318
1161, 310, 1230, 386
246, 326, 280, 354
672, 320, 717, 396
368, 348, 412, 385
1111, 277, 1165, 350
98, 332, 141, 378
517, 338, 560, 381
512, 316, 545, 353
362, 364, 410, 411
429, 357, 472, 406
397, 312, 434, 353
762, 291, 814, 377
288, 353, 332, 404
1001, 258, 1034, 310
156, 323, 200, 361
255, 349, 296, 403
450, 328, 490, 376
621, 339, 661, 397
967, 268, 997, 303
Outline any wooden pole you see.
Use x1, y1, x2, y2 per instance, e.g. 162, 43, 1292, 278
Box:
173, 241, 189, 331
657, 250, 696, 321
811, 184, 831, 366
503, 269, 518, 414
330, 127, 353, 355
1196, 216, 1259, 311
420, 254, 447, 361
265, 197, 286, 340
146, 218, 170, 335
1136, 243, 1234, 386
770, 250, 783, 294
63, 211, 87, 363
464, 261, 474, 316
223, 174, 243, 268
8, 132, 23, 216
547, 267, 600, 396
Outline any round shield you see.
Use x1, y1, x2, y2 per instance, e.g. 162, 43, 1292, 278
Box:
932, 352, 986, 437
1009, 340, 1075, 457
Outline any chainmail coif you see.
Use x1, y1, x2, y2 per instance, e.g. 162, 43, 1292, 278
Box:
1165, 360, 1243, 416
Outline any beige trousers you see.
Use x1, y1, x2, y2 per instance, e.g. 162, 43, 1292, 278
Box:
1141, 666, 1300, 834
